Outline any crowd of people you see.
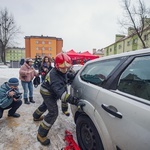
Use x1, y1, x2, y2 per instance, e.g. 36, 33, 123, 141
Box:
0, 53, 84, 146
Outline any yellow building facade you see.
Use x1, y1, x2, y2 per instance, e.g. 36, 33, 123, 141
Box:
104, 23, 150, 56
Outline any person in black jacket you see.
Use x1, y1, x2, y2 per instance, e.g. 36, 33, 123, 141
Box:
34, 56, 42, 70
39, 56, 53, 82
32, 52, 83, 146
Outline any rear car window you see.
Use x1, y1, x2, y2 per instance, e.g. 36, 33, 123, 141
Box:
118, 55, 150, 101
80, 59, 121, 86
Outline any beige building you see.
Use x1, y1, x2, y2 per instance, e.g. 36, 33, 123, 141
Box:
92, 48, 104, 57
5, 47, 25, 62
103, 20, 150, 56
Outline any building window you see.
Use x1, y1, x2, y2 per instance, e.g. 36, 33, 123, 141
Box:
42, 47, 45, 50
36, 47, 39, 50
42, 41, 45, 44
106, 49, 109, 56
49, 47, 52, 51
144, 35, 148, 41
133, 39, 138, 44
48, 41, 51, 44
110, 48, 112, 52
36, 41, 39, 44
127, 41, 131, 46
118, 45, 122, 49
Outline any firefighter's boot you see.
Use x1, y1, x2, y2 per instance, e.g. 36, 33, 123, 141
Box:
37, 121, 51, 146
61, 101, 70, 116
33, 108, 44, 121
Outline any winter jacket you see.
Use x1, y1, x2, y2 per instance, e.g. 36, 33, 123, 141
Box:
0, 82, 19, 108
41, 68, 67, 100
19, 63, 38, 82
39, 63, 53, 78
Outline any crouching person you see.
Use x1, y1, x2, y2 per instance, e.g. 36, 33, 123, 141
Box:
0, 78, 22, 118
33, 53, 81, 146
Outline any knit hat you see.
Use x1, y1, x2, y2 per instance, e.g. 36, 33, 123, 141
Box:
8, 78, 19, 87
26, 58, 33, 62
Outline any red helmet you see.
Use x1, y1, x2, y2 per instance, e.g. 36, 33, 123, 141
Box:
55, 52, 72, 69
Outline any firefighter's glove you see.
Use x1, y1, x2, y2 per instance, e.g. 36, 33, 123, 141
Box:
66, 95, 79, 106
65, 94, 85, 111
76, 101, 85, 112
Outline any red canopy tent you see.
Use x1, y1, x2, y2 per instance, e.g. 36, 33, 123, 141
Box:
80, 51, 99, 60
66, 49, 80, 60
66, 50, 99, 65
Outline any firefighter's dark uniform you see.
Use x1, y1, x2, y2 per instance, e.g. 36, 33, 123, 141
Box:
33, 67, 77, 145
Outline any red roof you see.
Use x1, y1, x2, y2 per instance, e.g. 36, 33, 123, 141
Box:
66, 49, 78, 55
66, 49, 80, 60
66, 50, 99, 60
80, 51, 99, 59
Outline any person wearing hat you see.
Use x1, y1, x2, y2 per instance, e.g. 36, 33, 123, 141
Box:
0, 78, 22, 118
19, 58, 39, 104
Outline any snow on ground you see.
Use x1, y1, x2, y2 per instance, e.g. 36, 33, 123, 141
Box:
0, 67, 77, 150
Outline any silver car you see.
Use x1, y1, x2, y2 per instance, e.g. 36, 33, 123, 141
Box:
70, 48, 150, 150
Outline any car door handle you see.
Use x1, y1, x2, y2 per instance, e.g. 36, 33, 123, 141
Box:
101, 104, 123, 119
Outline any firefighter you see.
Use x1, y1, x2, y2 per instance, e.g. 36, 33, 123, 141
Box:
33, 52, 81, 146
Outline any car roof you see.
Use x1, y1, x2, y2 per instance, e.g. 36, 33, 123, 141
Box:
90, 48, 150, 63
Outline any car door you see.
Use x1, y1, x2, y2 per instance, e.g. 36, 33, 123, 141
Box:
95, 55, 150, 150
74, 58, 122, 108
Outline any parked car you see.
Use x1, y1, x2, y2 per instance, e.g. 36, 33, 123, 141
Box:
71, 64, 83, 72
70, 48, 150, 150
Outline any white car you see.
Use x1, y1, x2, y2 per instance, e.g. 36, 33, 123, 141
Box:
70, 48, 150, 150
71, 64, 83, 72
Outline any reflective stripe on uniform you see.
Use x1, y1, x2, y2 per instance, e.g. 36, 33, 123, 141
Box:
42, 120, 52, 128
61, 91, 69, 102
41, 122, 50, 130
40, 86, 50, 95
35, 108, 43, 115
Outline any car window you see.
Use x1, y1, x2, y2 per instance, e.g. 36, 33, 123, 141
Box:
118, 55, 150, 101
80, 59, 121, 86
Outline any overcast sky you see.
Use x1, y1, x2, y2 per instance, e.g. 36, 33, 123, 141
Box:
1, 0, 150, 53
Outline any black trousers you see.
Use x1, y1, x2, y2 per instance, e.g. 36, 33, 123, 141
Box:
0, 100, 22, 118
38, 93, 58, 125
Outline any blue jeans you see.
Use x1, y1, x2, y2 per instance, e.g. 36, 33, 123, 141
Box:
21, 81, 33, 99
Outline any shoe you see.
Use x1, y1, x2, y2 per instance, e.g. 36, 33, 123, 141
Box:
25, 101, 30, 104
34, 115, 45, 121
29, 97, 35, 103
30, 100, 35, 103
8, 113, 20, 118
37, 133, 50, 146
24, 98, 30, 104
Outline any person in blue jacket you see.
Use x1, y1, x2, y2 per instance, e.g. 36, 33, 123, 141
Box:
0, 78, 22, 118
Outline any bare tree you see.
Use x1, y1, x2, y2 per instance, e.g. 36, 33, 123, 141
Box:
0, 8, 21, 64
118, 0, 150, 48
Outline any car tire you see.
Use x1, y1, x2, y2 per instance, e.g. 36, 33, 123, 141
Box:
76, 115, 104, 150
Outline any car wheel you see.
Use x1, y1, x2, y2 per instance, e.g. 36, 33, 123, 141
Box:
76, 115, 104, 150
